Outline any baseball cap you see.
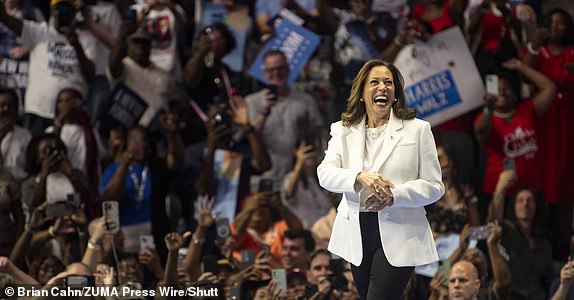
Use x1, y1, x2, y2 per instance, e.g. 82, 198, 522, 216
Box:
51, 0, 73, 6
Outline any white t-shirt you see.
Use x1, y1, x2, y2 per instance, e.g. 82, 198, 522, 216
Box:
90, 2, 122, 75
144, 7, 182, 76
107, 57, 174, 126
21, 21, 97, 119
359, 125, 388, 211
46, 124, 86, 174
245, 89, 323, 180
46, 172, 75, 204
45, 124, 107, 175
0, 125, 32, 180
282, 173, 332, 229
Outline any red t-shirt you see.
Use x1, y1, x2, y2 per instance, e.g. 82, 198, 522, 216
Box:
412, 0, 456, 34
479, 12, 508, 51
230, 220, 288, 265
533, 46, 574, 203
476, 100, 541, 195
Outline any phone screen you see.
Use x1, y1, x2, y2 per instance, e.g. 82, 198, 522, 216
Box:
139, 235, 155, 252
272, 269, 287, 297
485, 74, 499, 96
46, 202, 74, 218
258, 179, 274, 192
503, 159, 515, 171
102, 201, 120, 233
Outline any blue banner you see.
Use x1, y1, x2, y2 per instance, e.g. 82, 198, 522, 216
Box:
249, 18, 320, 86
404, 70, 462, 119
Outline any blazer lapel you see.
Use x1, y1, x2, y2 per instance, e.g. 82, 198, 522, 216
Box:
376, 110, 404, 169
345, 116, 366, 171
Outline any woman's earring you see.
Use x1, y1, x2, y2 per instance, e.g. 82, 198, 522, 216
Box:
360, 98, 364, 102
394, 98, 398, 102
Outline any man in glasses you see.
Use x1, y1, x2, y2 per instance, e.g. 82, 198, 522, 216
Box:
245, 49, 323, 181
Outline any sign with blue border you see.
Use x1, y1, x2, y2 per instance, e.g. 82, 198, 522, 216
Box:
404, 70, 462, 118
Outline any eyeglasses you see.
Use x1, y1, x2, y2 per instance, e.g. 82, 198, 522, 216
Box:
263, 65, 289, 73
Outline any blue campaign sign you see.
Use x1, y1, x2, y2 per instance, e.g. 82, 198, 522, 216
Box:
249, 18, 320, 86
403, 70, 462, 119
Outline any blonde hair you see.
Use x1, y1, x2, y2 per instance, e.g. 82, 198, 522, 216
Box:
341, 60, 415, 127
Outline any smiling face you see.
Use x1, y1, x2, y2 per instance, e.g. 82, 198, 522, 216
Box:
550, 12, 568, 44
514, 189, 537, 221
363, 65, 395, 126
494, 78, 517, 113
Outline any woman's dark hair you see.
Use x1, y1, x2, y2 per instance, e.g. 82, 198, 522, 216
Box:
29, 254, 66, 283
341, 60, 416, 126
128, 125, 156, 164
436, 143, 464, 195
496, 69, 522, 102
546, 8, 574, 46
24, 134, 67, 175
507, 188, 548, 238
0, 88, 19, 107
201, 22, 236, 55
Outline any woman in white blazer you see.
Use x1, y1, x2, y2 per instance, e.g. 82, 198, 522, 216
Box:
317, 60, 445, 300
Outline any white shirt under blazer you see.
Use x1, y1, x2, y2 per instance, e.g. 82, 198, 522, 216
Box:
317, 110, 445, 267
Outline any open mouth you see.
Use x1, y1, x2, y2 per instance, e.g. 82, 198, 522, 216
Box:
373, 96, 388, 104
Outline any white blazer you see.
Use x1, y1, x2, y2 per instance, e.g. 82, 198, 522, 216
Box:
317, 111, 444, 267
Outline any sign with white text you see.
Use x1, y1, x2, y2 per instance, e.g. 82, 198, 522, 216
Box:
249, 18, 320, 86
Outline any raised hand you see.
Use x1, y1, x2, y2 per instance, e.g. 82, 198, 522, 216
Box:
294, 142, 317, 164
229, 95, 250, 127
0, 256, 14, 273
194, 195, 216, 229
487, 221, 502, 245
94, 264, 116, 286
164, 232, 184, 252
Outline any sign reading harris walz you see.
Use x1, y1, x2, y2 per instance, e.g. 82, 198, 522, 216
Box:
249, 18, 320, 86
98, 83, 148, 136
394, 27, 484, 126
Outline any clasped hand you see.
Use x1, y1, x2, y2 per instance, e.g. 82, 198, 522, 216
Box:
357, 172, 394, 212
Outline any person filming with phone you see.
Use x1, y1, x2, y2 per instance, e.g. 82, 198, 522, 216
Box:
317, 60, 444, 300
474, 58, 556, 198
487, 169, 553, 300
245, 49, 323, 180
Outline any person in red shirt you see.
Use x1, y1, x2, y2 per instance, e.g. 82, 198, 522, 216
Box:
411, 0, 468, 35
468, 0, 523, 76
411, 0, 474, 134
523, 8, 574, 257
231, 192, 303, 265
474, 58, 556, 197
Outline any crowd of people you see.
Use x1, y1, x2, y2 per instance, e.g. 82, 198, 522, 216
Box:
0, 0, 573, 299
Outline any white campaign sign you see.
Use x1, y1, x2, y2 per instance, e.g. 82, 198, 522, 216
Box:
393, 27, 484, 126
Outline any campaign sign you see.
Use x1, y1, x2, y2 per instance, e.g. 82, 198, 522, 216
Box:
0, 59, 28, 88
98, 83, 148, 135
404, 69, 462, 119
249, 18, 320, 86
394, 27, 484, 125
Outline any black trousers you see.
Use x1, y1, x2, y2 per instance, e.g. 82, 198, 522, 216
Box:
351, 212, 414, 300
